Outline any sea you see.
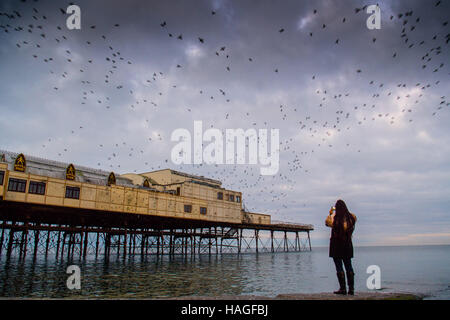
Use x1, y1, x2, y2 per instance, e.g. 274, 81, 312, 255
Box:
0, 245, 449, 299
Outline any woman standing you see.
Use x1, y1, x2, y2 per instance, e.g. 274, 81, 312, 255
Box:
325, 199, 357, 295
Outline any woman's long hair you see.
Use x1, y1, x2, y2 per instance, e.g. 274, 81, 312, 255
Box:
333, 199, 355, 241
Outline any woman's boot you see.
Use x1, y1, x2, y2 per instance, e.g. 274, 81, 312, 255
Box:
347, 272, 355, 295
333, 272, 347, 295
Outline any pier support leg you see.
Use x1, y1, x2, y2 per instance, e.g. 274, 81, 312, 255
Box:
123, 231, 127, 259
238, 228, 242, 254
190, 230, 194, 256
182, 230, 185, 255
284, 231, 288, 252
45, 229, 51, 258
117, 234, 121, 257
144, 233, 149, 256
18, 229, 24, 259
0, 221, 5, 256
271, 230, 274, 253
60, 232, 66, 260
95, 232, 100, 258
157, 232, 160, 256
6, 222, 15, 259
33, 227, 40, 259
171, 230, 175, 255
55, 229, 61, 259
83, 229, 89, 258
307, 231, 312, 251
208, 228, 212, 255
67, 233, 72, 260
198, 229, 202, 255
215, 227, 218, 255
106, 233, 111, 258
255, 229, 259, 253
21, 222, 29, 260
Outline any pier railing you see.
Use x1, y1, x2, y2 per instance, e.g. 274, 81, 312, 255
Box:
270, 220, 314, 230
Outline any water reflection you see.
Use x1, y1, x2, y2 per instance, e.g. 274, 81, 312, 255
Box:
1, 246, 449, 299
0, 252, 317, 298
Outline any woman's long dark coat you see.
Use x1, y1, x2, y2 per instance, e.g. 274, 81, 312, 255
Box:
327, 213, 356, 259
329, 233, 354, 258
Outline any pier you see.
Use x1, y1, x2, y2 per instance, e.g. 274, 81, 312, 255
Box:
0, 150, 313, 260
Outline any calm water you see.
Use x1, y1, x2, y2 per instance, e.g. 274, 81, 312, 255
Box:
0, 245, 449, 299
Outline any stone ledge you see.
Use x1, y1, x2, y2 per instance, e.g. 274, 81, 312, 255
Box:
169, 292, 424, 300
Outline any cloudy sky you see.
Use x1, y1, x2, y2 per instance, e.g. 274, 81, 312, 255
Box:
0, 0, 449, 246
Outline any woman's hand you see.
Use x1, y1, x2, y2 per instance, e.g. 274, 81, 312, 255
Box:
325, 213, 334, 227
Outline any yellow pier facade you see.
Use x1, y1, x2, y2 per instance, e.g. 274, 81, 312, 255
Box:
0, 151, 270, 226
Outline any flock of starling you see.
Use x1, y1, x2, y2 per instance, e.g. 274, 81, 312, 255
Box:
0, 0, 449, 216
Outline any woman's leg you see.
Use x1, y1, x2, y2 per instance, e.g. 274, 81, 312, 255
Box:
333, 258, 344, 273
343, 258, 354, 273
343, 258, 355, 295
332, 258, 347, 294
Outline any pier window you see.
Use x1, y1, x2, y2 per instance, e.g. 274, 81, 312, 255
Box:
0, 170, 4, 185
29, 181, 46, 195
217, 192, 223, 200
229, 195, 235, 202
65, 186, 80, 199
7, 178, 27, 193
200, 207, 207, 215
184, 204, 192, 213
236, 196, 241, 203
